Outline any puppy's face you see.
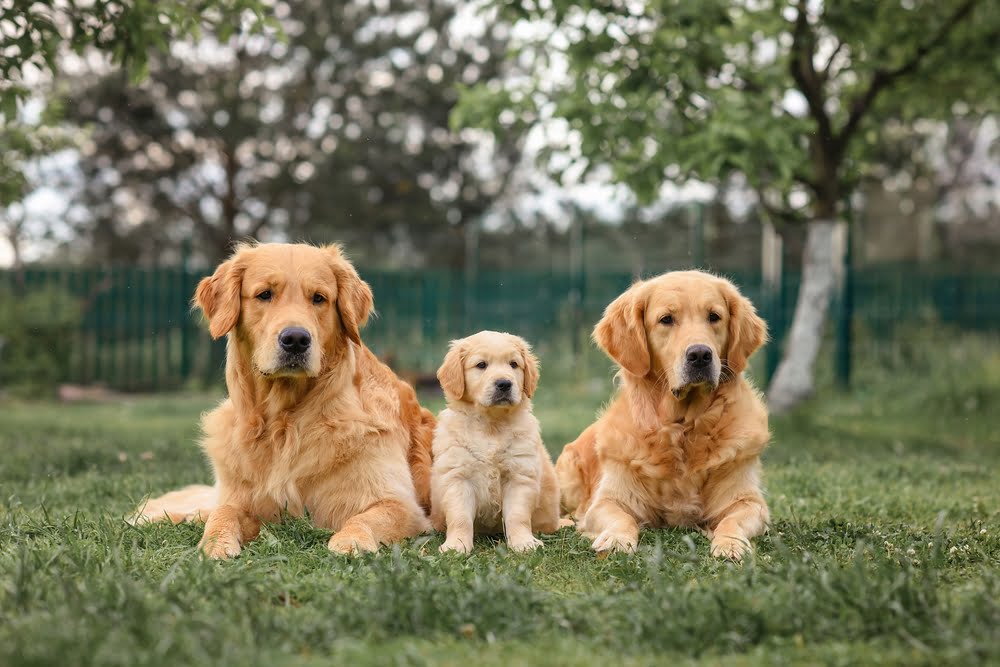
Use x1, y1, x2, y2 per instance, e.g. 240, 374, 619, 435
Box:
437, 331, 539, 409
594, 271, 767, 398
194, 243, 373, 378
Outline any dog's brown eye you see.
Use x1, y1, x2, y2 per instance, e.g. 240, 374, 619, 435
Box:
708, 312, 721, 323
475, 361, 487, 370
659, 314, 673, 325
256, 290, 272, 302
312, 293, 326, 305
510, 361, 518, 369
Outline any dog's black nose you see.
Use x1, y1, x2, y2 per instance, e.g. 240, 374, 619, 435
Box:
686, 345, 713, 368
279, 327, 311, 354
495, 379, 513, 392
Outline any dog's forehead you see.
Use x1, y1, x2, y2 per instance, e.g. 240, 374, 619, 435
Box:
646, 273, 727, 311
463, 331, 522, 360
241, 245, 337, 286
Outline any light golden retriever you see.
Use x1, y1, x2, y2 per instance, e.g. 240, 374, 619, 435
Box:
556, 271, 770, 559
130, 242, 435, 558
430, 331, 562, 553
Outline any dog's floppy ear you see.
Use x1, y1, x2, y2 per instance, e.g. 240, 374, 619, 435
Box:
437, 339, 466, 401
326, 244, 374, 346
593, 282, 650, 377
194, 254, 245, 340
721, 279, 768, 376
516, 337, 540, 398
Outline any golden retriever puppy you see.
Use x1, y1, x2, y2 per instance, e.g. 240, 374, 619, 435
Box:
130, 242, 435, 558
430, 331, 561, 553
556, 271, 770, 560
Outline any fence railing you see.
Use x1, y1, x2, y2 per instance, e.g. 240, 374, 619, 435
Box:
2, 264, 998, 392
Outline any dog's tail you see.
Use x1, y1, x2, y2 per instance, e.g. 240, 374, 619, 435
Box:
408, 406, 436, 515
126, 484, 219, 526
555, 424, 600, 517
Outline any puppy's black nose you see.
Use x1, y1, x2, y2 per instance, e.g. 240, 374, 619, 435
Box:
495, 379, 513, 392
686, 345, 713, 368
279, 327, 311, 354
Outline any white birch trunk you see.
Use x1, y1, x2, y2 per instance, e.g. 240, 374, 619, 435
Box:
767, 218, 846, 414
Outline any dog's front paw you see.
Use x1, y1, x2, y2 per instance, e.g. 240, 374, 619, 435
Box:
591, 529, 638, 554
439, 536, 473, 554
507, 535, 543, 552
710, 535, 751, 561
199, 533, 241, 560
328, 528, 379, 555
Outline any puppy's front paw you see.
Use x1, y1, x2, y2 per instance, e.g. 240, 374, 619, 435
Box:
558, 517, 576, 528
199, 533, 241, 560
591, 529, 638, 554
710, 535, 751, 561
507, 535, 543, 552
439, 536, 472, 554
328, 528, 379, 555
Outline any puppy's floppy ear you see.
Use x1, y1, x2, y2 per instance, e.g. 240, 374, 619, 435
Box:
721, 279, 768, 376
516, 338, 540, 398
437, 340, 466, 401
593, 282, 650, 377
194, 254, 245, 340
325, 244, 374, 345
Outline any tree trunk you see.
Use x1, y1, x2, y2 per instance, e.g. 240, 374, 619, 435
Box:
767, 218, 845, 414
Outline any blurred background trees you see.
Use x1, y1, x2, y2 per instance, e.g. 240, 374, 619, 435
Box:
62, 0, 525, 268
1, 0, 999, 407
455, 0, 1000, 411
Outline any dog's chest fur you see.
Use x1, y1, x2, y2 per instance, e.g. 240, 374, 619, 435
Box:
607, 398, 741, 528
433, 407, 541, 528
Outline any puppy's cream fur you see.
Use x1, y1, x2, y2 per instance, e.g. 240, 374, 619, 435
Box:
430, 331, 561, 553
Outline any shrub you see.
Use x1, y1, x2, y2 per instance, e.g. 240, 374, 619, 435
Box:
0, 285, 82, 396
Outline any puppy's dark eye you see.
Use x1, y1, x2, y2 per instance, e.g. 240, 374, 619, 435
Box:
659, 314, 673, 325
708, 312, 721, 323
256, 290, 272, 302
475, 361, 488, 370
510, 360, 519, 369
312, 293, 326, 305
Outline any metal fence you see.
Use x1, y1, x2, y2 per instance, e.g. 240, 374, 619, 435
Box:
1, 263, 998, 392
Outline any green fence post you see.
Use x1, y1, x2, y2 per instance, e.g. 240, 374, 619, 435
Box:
835, 203, 854, 389
690, 204, 705, 268
179, 241, 194, 381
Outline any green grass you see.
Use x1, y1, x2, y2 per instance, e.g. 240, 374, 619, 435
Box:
2, 343, 1000, 666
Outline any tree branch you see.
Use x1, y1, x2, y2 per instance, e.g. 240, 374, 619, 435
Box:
837, 0, 980, 150
789, 1, 836, 151
818, 38, 846, 83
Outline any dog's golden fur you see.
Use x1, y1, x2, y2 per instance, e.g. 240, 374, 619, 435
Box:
556, 271, 770, 559
130, 242, 434, 557
430, 331, 561, 553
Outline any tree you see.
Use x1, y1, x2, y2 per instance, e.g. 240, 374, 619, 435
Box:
62, 0, 522, 267
455, 0, 1000, 412
1, 0, 271, 265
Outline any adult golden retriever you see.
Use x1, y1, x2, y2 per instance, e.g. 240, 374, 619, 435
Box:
130, 242, 435, 558
555, 271, 770, 559
429, 331, 561, 553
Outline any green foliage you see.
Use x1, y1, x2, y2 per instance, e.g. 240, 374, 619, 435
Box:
60, 0, 523, 267
1, 339, 999, 664
0, 284, 83, 396
456, 0, 1000, 219
0, 0, 274, 112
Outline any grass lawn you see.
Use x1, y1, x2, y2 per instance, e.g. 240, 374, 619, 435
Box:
2, 350, 999, 666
